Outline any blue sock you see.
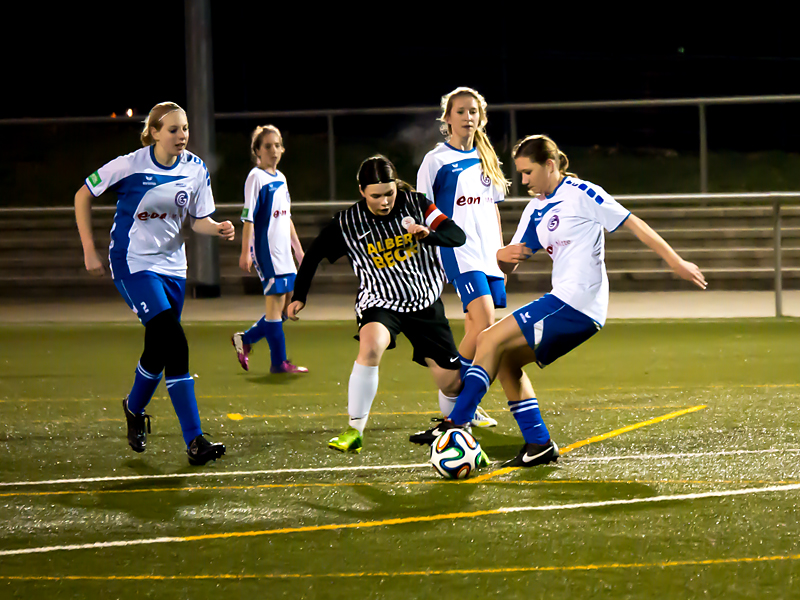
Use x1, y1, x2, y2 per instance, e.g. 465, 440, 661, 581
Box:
165, 374, 203, 446
458, 353, 472, 381
264, 319, 287, 367
241, 316, 269, 346
449, 366, 491, 425
127, 362, 162, 414
509, 398, 550, 444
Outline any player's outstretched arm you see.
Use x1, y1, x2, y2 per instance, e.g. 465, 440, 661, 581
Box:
191, 217, 235, 240
624, 214, 707, 289
74, 184, 105, 276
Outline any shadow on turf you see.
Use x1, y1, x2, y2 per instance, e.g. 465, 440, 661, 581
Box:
471, 427, 529, 464
243, 373, 306, 385
297, 474, 482, 521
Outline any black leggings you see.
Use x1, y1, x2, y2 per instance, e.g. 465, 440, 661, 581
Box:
139, 309, 189, 377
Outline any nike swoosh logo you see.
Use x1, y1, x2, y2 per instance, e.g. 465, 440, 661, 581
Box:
357, 231, 370, 240
522, 446, 552, 463
450, 357, 460, 363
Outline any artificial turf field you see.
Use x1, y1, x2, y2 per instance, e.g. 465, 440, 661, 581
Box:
1, 319, 799, 598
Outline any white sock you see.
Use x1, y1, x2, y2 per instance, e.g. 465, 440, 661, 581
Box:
348, 362, 379, 434
438, 390, 458, 418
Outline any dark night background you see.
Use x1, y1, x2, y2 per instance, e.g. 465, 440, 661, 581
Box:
2, 5, 799, 205
4, 6, 798, 118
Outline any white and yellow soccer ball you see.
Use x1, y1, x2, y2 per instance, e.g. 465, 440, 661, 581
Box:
430, 428, 483, 480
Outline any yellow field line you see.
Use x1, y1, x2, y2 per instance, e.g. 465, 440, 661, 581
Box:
467, 405, 708, 484
2, 553, 799, 580
3, 477, 796, 500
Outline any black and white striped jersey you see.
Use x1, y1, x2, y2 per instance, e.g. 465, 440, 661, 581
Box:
293, 189, 465, 315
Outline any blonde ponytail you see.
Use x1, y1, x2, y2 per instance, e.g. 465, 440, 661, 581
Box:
474, 129, 510, 194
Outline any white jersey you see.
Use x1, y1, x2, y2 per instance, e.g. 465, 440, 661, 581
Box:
417, 143, 504, 281
85, 146, 215, 279
242, 168, 296, 278
511, 176, 630, 326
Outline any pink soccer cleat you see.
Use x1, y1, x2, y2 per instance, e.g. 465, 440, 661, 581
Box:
270, 360, 309, 374
231, 332, 251, 371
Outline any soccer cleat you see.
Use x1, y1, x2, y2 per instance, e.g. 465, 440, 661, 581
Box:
187, 434, 226, 466
231, 332, 251, 371
122, 396, 151, 453
471, 406, 497, 428
477, 448, 491, 468
270, 360, 309, 374
328, 427, 363, 453
501, 440, 560, 468
409, 418, 468, 445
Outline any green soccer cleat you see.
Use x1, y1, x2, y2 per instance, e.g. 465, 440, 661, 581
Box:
477, 448, 491, 468
328, 427, 363, 453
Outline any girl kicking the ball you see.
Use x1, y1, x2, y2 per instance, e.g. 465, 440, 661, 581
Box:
286, 155, 480, 457
231, 125, 307, 374
415, 134, 707, 467
74, 101, 232, 466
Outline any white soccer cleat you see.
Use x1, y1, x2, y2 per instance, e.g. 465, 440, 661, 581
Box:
471, 406, 497, 428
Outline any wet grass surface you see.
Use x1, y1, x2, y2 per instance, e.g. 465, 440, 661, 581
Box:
1, 319, 799, 598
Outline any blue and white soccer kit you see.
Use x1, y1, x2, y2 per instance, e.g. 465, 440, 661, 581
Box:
417, 143, 506, 310
85, 145, 215, 324
242, 168, 296, 295
510, 176, 631, 365
448, 175, 631, 436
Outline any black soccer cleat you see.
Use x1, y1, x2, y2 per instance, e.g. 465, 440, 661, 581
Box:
409, 418, 467, 445
122, 396, 151, 453
187, 434, 226, 466
501, 440, 560, 468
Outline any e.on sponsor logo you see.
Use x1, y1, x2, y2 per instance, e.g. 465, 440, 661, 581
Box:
456, 196, 482, 206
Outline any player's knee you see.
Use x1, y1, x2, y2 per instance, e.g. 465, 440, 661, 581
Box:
153, 310, 189, 376
356, 344, 383, 366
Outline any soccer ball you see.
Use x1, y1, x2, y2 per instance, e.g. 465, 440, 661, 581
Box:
430, 428, 483, 480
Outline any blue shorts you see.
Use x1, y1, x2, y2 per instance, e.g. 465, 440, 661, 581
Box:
257, 272, 296, 296
512, 294, 600, 367
115, 271, 186, 325
453, 271, 507, 313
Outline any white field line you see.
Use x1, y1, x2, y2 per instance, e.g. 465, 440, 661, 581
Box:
2, 448, 797, 489
2, 482, 799, 557
571, 448, 800, 463
0, 463, 431, 488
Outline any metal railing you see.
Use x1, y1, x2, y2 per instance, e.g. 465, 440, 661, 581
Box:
2, 94, 800, 199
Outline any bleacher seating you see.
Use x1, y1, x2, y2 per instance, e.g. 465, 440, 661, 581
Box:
2, 199, 799, 298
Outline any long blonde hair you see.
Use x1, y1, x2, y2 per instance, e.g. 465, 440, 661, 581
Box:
439, 87, 509, 194
140, 102, 185, 146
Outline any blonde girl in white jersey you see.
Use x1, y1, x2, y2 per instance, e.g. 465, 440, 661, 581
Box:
415, 87, 508, 429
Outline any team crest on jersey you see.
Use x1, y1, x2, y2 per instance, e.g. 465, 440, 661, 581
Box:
480, 172, 491, 187
175, 191, 189, 207
548, 214, 560, 231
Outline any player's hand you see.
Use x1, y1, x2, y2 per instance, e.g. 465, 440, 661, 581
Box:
407, 224, 430, 240
239, 251, 252, 273
84, 250, 106, 276
286, 300, 305, 321
497, 243, 533, 264
217, 220, 235, 241
294, 250, 304, 267
673, 259, 707, 290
